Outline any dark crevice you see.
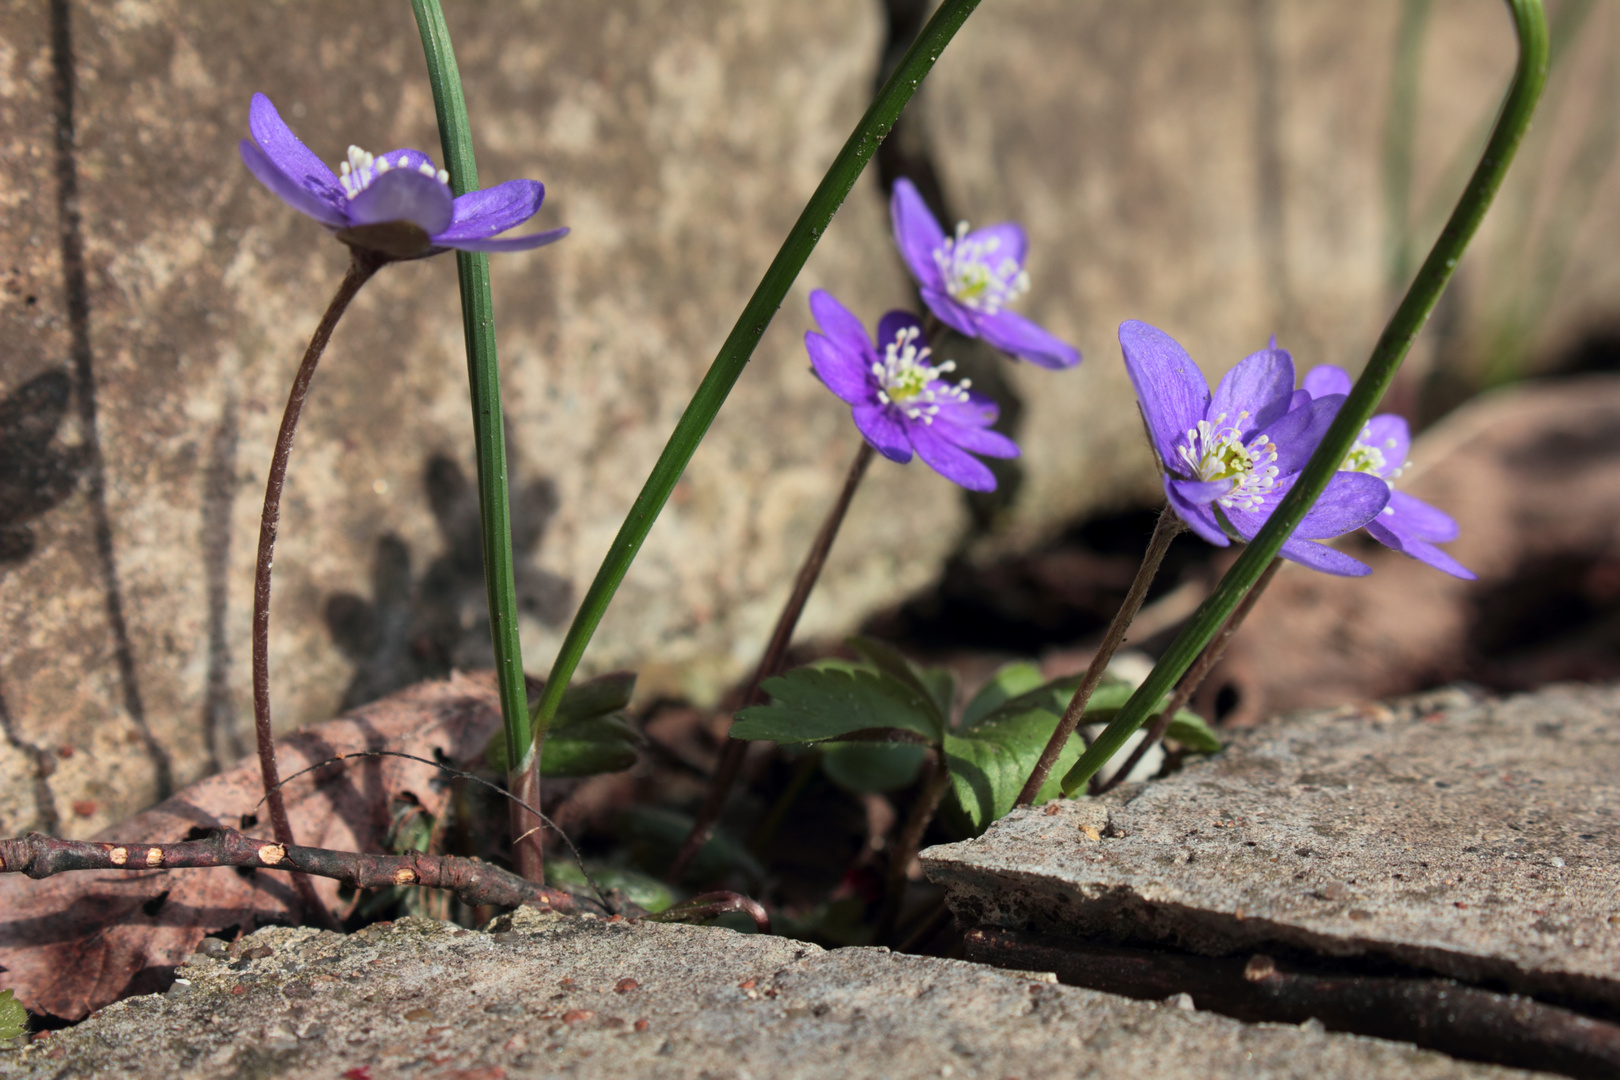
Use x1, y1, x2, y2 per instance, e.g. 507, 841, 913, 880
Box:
50, 0, 173, 798
200, 397, 242, 773
0, 675, 61, 836
965, 927, 1620, 1080
873, 0, 1025, 530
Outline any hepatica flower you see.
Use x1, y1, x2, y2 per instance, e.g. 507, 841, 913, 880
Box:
1299, 366, 1476, 580
806, 290, 1018, 492
239, 93, 567, 260
889, 179, 1079, 370
1120, 320, 1390, 576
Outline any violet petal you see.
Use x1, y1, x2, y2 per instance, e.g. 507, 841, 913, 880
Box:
852, 404, 913, 464
875, 310, 926, 352
1277, 536, 1372, 577
444, 226, 570, 253
1165, 478, 1229, 546
1119, 321, 1211, 474
437, 179, 545, 242
1170, 476, 1236, 506
1382, 489, 1460, 542
931, 415, 1019, 459
890, 178, 947, 292
806, 331, 876, 406
1257, 393, 1344, 475
910, 420, 997, 491
248, 93, 341, 201
1291, 471, 1391, 538
346, 168, 455, 235
1210, 347, 1294, 438
977, 309, 1081, 370
1361, 414, 1411, 479
1303, 365, 1353, 399
964, 221, 1028, 268
809, 290, 874, 358
920, 286, 978, 338
240, 139, 347, 228
1367, 518, 1476, 579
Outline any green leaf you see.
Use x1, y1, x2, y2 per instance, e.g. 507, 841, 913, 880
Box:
961, 662, 1047, 727
944, 707, 1083, 836
544, 860, 676, 914
551, 671, 637, 730
845, 638, 951, 732
820, 741, 927, 793
733, 666, 942, 745
0, 989, 26, 1041
1166, 712, 1222, 753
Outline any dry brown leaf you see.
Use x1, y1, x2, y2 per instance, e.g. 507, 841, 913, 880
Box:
0, 671, 501, 1019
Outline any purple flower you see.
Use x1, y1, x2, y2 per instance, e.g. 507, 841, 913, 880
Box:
1120, 321, 1390, 577
239, 93, 567, 260
889, 179, 1080, 370
1299, 366, 1476, 580
806, 290, 1019, 492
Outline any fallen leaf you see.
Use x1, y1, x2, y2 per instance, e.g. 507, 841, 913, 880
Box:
0, 672, 502, 1019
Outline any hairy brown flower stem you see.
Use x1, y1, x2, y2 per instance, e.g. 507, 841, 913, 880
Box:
875, 748, 952, 944
667, 440, 876, 882
251, 251, 383, 920
1096, 556, 1283, 795
0, 828, 579, 912
1015, 508, 1185, 807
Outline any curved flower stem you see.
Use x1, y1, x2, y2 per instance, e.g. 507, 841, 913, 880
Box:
1062, 0, 1549, 797
1095, 556, 1283, 796
1014, 508, 1184, 807
251, 250, 381, 919
411, 0, 538, 880
530, 0, 984, 750
875, 747, 952, 945
667, 441, 876, 882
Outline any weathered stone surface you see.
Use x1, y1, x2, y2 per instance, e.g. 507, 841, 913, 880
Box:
0, 909, 1549, 1078
0, 0, 933, 839
923, 0, 1620, 549
923, 683, 1620, 1010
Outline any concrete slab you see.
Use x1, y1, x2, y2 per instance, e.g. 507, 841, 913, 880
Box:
923, 684, 1620, 1009
0, 909, 1546, 1079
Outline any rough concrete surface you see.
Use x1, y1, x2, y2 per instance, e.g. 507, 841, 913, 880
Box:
924, 684, 1620, 1009
0, 909, 1553, 1079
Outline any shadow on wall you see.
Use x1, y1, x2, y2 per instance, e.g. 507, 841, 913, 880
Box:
0, 369, 86, 567
323, 449, 573, 712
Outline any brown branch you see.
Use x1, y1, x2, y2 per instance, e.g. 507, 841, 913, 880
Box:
251, 250, 384, 921
0, 829, 581, 914
668, 440, 876, 882
1096, 556, 1283, 795
875, 749, 952, 944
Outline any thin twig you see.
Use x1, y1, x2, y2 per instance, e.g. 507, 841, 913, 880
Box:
250, 251, 383, 920
874, 749, 952, 944
258, 749, 609, 911
0, 829, 580, 913
1015, 509, 1185, 806
1096, 556, 1282, 795
667, 441, 876, 881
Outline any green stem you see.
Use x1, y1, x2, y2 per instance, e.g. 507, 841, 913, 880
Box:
410, 2, 536, 873
529, 0, 984, 741
1062, 0, 1549, 798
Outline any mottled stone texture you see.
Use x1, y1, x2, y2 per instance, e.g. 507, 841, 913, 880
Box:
924, 684, 1620, 1010
0, 911, 1550, 1079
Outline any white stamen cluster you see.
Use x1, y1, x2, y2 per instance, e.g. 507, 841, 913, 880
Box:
338, 145, 450, 199
933, 221, 1030, 314
872, 324, 970, 424
1176, 411, 1280, 511
1342, 425, 1408, 481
